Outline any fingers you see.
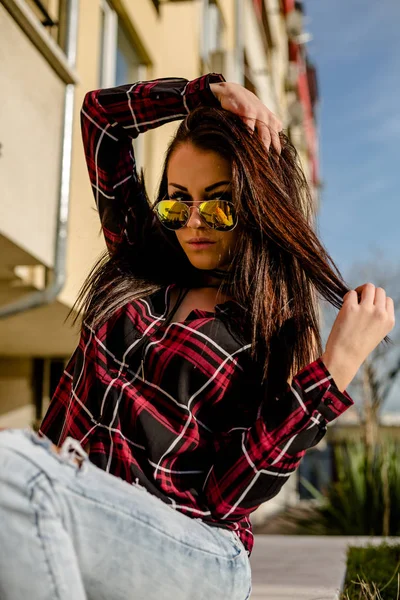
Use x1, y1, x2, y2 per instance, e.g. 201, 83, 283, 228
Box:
215, 83, 283, 152
360, 282, 376, 304
255, 116, 282, 153
386, 296, 395, 324
255, 120, 272, 150
352, 282, 377, 305
353, 283, 388, 307
242, 116, 256, 133
374, 287, 387, 310
343, 289, 358, 305
349, 284, 395, 324
270, 128, 282, 154
243, 117, 280, 153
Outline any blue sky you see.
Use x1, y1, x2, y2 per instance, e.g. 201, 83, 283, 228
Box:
303, 1, 400, 412
303, 0, 400, 280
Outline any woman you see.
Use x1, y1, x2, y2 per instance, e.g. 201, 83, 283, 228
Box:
0, 74, 394, 600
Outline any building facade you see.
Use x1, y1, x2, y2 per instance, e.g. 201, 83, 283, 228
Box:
0, 0, 319, 518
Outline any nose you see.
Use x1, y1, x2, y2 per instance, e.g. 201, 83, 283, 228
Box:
185, 205, 204, 228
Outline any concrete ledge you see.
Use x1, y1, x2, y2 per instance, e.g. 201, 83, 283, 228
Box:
250, 535, 400, 600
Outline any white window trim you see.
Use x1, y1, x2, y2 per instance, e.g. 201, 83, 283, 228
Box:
99, 0, 145, 169
100, 0, 117, 88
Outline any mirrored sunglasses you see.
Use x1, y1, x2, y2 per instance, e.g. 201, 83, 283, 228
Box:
154, 199, 238, 232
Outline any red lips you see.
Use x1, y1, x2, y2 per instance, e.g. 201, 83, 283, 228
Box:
186, 238, 216, 250
187, 237, 216, 244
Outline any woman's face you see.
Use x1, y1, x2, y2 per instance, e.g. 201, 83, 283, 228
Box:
166, 143, 238, 272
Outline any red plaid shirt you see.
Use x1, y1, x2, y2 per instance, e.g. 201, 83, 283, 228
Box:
40, 74, 353, 555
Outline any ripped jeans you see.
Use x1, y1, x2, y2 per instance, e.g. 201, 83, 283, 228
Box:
0, 429, 252, 600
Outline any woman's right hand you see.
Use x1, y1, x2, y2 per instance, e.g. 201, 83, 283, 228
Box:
210, 81, 283, 153
321, 283, 395, 391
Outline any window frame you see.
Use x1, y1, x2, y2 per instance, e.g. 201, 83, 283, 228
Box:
98, 0, 146, 169
99, 0, 118, 88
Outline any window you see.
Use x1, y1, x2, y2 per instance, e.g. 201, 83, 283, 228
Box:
99, 0, 147, 168
115, 22, 143, 87
98, 0, 117, 88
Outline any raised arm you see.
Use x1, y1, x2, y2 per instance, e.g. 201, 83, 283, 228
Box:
81, 73, 225, 255
203, 282, 395, 522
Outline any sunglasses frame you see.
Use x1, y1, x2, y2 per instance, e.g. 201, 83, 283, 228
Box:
154, 198, 238, 232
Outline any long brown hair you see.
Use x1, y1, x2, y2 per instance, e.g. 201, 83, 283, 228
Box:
75, 106, 349, 396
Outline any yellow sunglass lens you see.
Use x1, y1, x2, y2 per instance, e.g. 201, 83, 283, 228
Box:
215, 206, 233, 226
157, 201, 188, 229
200, 201, 234, 228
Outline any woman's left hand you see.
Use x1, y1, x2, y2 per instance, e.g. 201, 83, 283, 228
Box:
210, 81, 283, 153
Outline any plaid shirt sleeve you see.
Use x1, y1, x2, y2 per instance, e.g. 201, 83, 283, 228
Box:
80, 73, 225, 255
203, 357, 353, 522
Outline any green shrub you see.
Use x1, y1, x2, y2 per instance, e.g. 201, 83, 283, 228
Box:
341, 544, 400, 599
299, 440, 400, 536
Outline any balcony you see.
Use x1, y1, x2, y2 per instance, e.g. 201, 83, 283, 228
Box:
0, 1, 78, 356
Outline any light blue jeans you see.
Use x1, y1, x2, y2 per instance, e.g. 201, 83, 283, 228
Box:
0, 429, 252, 600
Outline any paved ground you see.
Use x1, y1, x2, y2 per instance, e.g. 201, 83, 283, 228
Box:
249, 535, 347, 600
249, 535, 400, 600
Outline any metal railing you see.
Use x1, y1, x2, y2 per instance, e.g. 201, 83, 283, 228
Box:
30, 0, 58, 28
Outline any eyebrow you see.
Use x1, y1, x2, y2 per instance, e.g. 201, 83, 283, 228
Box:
169, 181, 231, 193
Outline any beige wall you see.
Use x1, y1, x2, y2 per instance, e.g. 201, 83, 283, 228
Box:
0, 4, 64, 267
0, 403, 35, 429
0, 358, 32, 416
0, 298, 76, 356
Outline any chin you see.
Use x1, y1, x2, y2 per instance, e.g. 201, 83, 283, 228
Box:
183, 247, 231, 271
189, 260, 220, 271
